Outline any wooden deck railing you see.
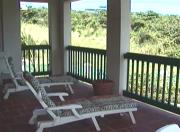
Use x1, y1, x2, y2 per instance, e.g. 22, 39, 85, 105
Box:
21, 45, 180, 114
124, 52, 180, 114
66, 46, 107, 82
21, 45, 51, 76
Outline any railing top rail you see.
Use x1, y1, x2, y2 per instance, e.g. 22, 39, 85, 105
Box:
22, 45, 51, 50
66, 46, 106, 55
124, 52, 180, 66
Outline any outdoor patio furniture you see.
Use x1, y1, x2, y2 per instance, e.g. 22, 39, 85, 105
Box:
0, 53, 74, 99
37, 75, 76, 94
24, 72, 137, 132
0, 53, 30, 99
8, 56, 76, 94
156, 124, 180, 132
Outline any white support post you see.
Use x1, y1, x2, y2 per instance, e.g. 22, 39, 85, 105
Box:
107, 0, 131, 95
0, 0, 3, 52
49, 0, 71, 76
2, 0, 21, 72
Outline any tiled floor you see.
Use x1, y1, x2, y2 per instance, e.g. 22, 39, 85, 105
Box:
1, 82, 180, 132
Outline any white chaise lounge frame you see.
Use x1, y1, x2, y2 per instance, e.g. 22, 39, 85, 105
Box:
1, 54, 74, 99
24, 74, 137, 132
1, 55, 29, 99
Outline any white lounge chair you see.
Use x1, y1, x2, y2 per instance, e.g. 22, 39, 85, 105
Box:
0, 54, 30, 99
0, 56, 68, 101
8, 56, 76, 94
1, 54, 76, 99
24, 72, 138, 132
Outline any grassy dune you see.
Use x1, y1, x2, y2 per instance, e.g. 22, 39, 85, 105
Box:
21, 23, 49, 45
21, 23, 106, 49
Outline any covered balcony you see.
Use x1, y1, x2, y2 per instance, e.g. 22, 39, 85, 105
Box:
0, 0, 180, 131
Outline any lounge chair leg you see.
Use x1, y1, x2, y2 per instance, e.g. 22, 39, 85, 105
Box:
36, 125, 44, 132
29, 109, 47, 125
2, 86, 8, 93
29, 114, 37, 125
129, 111, 136, 124
67, 84, 74, 94
3, 91, 10, 100
120, 113, 124, 116
3, 88, 15, 100
91, 117, 101, 131
59, 96, 65, 101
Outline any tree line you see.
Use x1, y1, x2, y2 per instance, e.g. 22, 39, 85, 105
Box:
21, 7, 180, 58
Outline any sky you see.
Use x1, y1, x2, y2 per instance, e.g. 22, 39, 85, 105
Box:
21, 0, 180, 15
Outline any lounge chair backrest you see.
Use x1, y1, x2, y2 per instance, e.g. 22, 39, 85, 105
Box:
23, 72, 61, 118
0, 52, 9, 75
7, 57, 17, 77
5, 56, 28, 87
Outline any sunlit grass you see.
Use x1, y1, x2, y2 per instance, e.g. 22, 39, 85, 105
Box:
21, 23, 107, 49
71, 31, 106, 49
21, 23, 49, 44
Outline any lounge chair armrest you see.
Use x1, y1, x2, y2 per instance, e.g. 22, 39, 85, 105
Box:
16, 72, 23, 76
14, 76, 22, 80
47, 104, 82, 117
15, 72, 23, 78
41, 82, 73, 87
47, 104, 82, 111
47, 92, 69, 97
47, 92, 69, 101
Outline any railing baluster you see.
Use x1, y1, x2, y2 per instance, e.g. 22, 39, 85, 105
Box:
97, 54, 100, 80
126, 59, 130, 92
140, 61, 144, 96
47, 49, 49, 72
100, 54, 103, 79
94, 53, 97, 80
75, 50, 78, 75
131, 59, 135, 93
38, 49, 40, 73
162, 65, 167, 103
77, 51, 79, 76
23, 49, 26, 71
135, 60, 139, 94
174, 66, 179, 107
91, 53, 94, 81
71, 49, 73, 74
33, 49, 35, 73
69, 49, 71, 73
78, 51, 80, 77
28, 49, 31, 72
72, 50, 74, 74
88, 52, 90, 80
103, 54, 106, 79
168, 66, 173, 105
156, 63, 161, 101
88, 52, 90, 79
151, 63, 155, 100
82, 51, 84, 78
42, 49, 45, 73
145, 62, 149, 98
86, 51, 88, 79
80, 51, 83, 77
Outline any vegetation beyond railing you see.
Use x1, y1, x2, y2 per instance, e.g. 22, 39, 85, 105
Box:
21, 45, 51, 76
66, 46, 107, 82
124, 52, 180, 114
